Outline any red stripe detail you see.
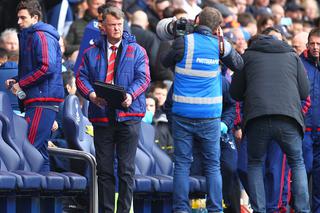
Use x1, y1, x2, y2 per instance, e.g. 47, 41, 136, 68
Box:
305, 127, 320, 132
24, 97, 64, 106
118, 112, 145, 117
28, 108, 42, 144
89, 117, 109, 123
302, 96, 311, 114
75, 47, 95, 96
131, 46, 150, 99
278, 155, 287, 210
234, 101, 241, 126
19, 32, 49, 87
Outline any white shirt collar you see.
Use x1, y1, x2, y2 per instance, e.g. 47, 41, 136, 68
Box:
107, 40, 121, 50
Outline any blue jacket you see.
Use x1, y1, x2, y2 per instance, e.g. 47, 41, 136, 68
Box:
17, 21, 64, 107
162, 25, 243, 119
76, 32, 150, 126
300, 50, 320, 132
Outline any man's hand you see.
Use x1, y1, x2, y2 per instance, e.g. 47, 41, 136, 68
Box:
122, 93, 132, 108
234, 129, 242, 142
51, 120, 58, 132
5, 79, 16, 89
89, 92, 107, 108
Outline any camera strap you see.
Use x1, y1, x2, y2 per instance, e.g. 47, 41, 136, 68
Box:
218, 35, 224, 58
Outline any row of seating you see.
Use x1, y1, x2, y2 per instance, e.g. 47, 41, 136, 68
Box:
0, 92, 89, 213
63, 95, 207, 213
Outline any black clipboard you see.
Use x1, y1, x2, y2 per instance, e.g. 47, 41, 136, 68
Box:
93, 81, 126, 110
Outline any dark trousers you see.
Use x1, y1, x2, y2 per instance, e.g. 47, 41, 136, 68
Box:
93, 122, 140, 213
246, 115, 310, 213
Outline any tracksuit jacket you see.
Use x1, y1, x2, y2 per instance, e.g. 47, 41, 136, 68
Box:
17, 21, 64, 108
76, 32, 150, 126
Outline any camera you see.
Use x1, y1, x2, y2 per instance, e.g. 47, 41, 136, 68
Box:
156, 17, 195, 41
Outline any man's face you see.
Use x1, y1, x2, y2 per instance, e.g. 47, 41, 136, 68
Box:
103, 14, 124, 44
2, 35, 19, 52
307, 35, 320, 58
292, 37, 306, 55
146, 98, 156, 114
153, 88, 167, 107
109, 0, 123, 9
97, 13, 105, 33
88, 0, 105, 18
17, 9, 38, 29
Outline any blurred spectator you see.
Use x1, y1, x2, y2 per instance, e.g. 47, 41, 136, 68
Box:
172, 0, 184, 9
233, 28, 248, 54
235, 0, 247, 14
0, 48, 19, 112
143, 94, 174, 158
292, 19, 304, 36
130, 10, 160, 77
0, 28, 19, 53
65, 0, 105, 56
71, 0, 89, 19
238, 13, 257, 37
291, 31, 308, 54
46, 0, 74, 38
271, 3, 285, 26
143, 0, 171, 33
257, 14, 274, 33
301, 0, 319, 22
0, 28, 19, 62
182, 0, 202, 19
285, 2, 304, 21
149, 81, 168, 113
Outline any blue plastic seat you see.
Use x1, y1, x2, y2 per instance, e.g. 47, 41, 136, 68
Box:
0, 92, 86, 191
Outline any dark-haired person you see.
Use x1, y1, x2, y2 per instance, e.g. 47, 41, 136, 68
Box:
230, 31, 310, 212
5, 0, 64, 172
300, 27, 320, 213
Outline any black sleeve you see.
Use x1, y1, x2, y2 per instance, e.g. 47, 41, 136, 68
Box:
221, 47, 244, 73
160, 36, 185, 68
221, 77, 236, 130
230, 54, 247, 101
296, 55, 310, 100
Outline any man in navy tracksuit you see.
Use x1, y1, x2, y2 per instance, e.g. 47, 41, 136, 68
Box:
6, 0, 64, 172
76, 6, 150, 213
300, 27, 320, 213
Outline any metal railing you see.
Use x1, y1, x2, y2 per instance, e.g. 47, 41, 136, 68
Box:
48, 147, 98, 213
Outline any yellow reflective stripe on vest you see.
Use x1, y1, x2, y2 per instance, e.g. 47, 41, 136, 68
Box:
173, 94, 222, 104
175, 66, 219, 78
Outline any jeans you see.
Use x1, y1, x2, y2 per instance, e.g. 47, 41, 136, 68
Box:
172, 115, 222, 213
246, 115, 310, 213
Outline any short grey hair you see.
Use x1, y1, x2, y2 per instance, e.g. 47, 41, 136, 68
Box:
198, 7, 223, 31
101, 6, 124, 20
0, 28, 18, 43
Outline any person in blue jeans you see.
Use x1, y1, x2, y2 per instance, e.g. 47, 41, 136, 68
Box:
191, 76, 240, 213
161, 7, 243, 213
230, 34, 310, 213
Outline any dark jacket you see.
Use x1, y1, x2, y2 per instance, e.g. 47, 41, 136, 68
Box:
300, 50, 320, 131
230, 35, 310, 132
17, 21, 64, 107
76, 32, 151, 126
130, 24, 160, 77
65, 10, 95, 55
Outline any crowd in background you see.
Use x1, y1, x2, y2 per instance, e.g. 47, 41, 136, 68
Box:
1, 0, 320, 212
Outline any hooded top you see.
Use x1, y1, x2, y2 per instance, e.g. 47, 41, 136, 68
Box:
17, 21, 64, 107
230, 35, 310, 132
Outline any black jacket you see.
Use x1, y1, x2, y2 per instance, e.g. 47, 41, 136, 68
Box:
230, 35, 310, 132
